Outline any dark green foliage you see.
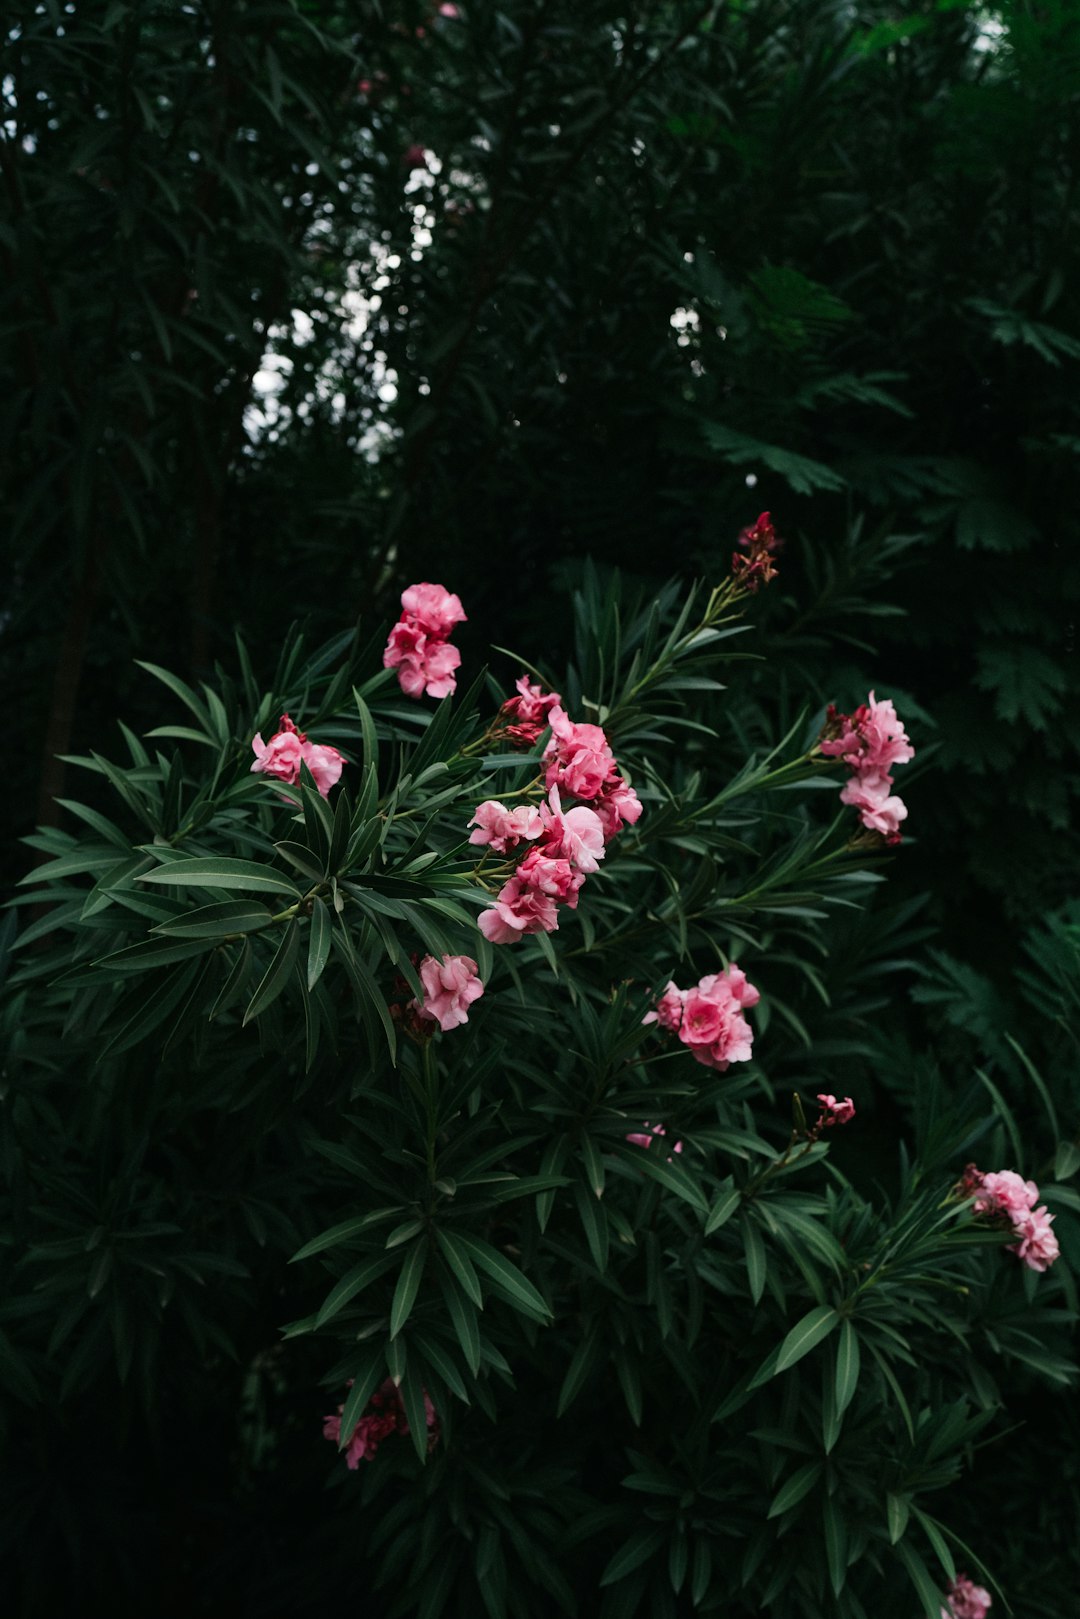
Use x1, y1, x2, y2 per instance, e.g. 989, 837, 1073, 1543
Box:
3, 569, 1078, 1617
3, 1, 1080, 1614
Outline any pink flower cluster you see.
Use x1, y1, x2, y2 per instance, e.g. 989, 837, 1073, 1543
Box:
942, 1573, 992, 1619
542, 706, 643, 841
499, 674, 562, 748
962, 1164, 1060, 1273
250, 713, 344, 797
644, 965, 759, 1073
816, 1093, 855, 1127
820, 691, 914, 844
472, 707, 641, 945
409, 952, 484, 1032
626, 1122, 683, 1158
383, 581, 466, 699
323, 1378, 439, 1470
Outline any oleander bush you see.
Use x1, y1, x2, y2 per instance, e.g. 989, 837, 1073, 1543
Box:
2, 558, 1077, 1617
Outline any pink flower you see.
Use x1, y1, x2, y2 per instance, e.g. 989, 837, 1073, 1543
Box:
974, 1170, 1038, 1218
942, 1573, 992, 1619
642, 982, 686, 1031
411, 953, 484, 1031
324, 1378, 439, 1469
468, 800, 544, 854
383, 620, 462, 699
822, 692, 913, 842
537, 786, 606, 874
383, 584, 466, 699
302, 741, 345, 796
821, 693, 914, 778
839, 773, 908, 842
816, 1093, 856, 1126
400, 581, 467, 638
478, 873, 560, 944
679, 989, 725, 1048
644, 965, 758, 1071
542, 707, 617, 801
1009, 1205, 1060, 1272
516, 848, 584, 906
251, 714, 345, 797
593, 775, 643, 841
964, 1165, 1060, 1273
626, 1122, 684, 1158
251, 727, 304, 785
500, 674, 562, 747
437, 2, 460, 15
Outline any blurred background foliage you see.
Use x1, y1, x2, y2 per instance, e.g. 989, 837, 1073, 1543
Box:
2, 0, 1079, 1612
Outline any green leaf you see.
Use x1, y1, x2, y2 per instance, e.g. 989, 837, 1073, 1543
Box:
139, 857, 302, 897
743, 1217, 767, 1305
768, 1461, 823, 1519
774, 1306, 840, 1376
705, 1184, 741, 1234
887, 1492, 911, 1545
435, 1230, 484, 1307
557, 1329, 602, 1417
701, 422, 847, 495
412, 1332, 469, 1403
385, 1335, 407, 1387
835, 1320, 860, 1416
307, 896, 333, 991
243, 920, 301, 1024
399, 1369, 432, 1464
894, 1540, 946, 1619
335, 1347, 386, 1446
152, 900, 273, 938
910, 1507, 955, 1583
1054, 1141, 1080, 1181
315, 1254, 397, 1328
390, 1240, 428, 1340
615, 1142, 709, 1215
452, 1234, 552, 1322
822, 1497, 848, 1596
290, 1208, 400, 1263
600, 1529, 666, 1587
437, 1267, 481, 1376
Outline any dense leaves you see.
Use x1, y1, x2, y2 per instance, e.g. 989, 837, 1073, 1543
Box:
3, 2, 1079, 1615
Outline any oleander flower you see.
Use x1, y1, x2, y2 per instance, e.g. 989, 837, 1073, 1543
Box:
542, 706, 617, 801
478, 873, 560, 944
251, 714, 344, 797
302, 741, 345, 797
647, 965, 759, 1072
816, 1093, 856, 1126
500, 674, 562, 746
323, 1378, 439, 1469
963, 1165, 1060, 1273
384, 583, 466, 698
411, 953, 484, 1031
537, 786, 606, 874
593, 776, 643, 841
1009, 1204, 1060, 1273
839, 773, 908, 842
468, 800, 544, 854
400, 581, 467, 638
941, 1572, 992, 1619
642, 982, 686, 1032
250, 726, 304, 785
